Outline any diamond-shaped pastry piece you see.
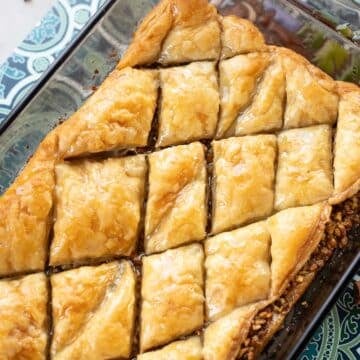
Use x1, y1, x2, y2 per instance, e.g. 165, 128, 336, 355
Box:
0, 273, 48, 359
57, 68, 158, 158
140, 244, 204, 352
51, 261, 136, 359
138, 337, 202, 360
157, 62, 219, 147
267, 203, 331, 297
280, 48, 338, 129
217, 53, 270, 138
205, 221, 271, 320
145, 142, 207, 254
50, 156, 146, 265
212, 135, 277, 234
332, 85, 360, 204
275, 125, 333, 211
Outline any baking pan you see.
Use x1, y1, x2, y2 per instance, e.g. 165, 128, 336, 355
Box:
0, 1, 359, 358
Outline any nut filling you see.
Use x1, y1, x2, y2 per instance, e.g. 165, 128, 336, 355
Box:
239, 192, 360, 360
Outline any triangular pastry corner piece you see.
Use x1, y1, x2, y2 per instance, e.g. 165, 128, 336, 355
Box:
267, 202, 331, 297
0, 131, 58, 276
117, 0, 220, 68
203, 304, 259, 360
220, 15, 266, 59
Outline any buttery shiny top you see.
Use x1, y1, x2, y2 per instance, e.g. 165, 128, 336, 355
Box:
0, 0, 359, 359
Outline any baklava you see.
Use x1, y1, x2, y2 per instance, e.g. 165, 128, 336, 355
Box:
0, 0, 359, 359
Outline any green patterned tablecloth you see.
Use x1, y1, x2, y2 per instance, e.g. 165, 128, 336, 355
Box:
0, 1, 359, 358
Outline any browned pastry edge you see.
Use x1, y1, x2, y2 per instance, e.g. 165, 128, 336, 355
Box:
271, 202, 332, 298
329, 81, 360, 205
270, 46, 336, 91
230, 201, 332, 359
331, 178, 360, 205
238, 192, 360, 359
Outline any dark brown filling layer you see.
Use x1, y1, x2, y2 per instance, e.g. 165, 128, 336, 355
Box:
238, 192, 360, 360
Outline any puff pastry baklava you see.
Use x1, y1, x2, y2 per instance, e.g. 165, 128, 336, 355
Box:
0, 0, 359, 359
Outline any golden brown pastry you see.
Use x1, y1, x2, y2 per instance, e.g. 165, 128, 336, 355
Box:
205, 221, 271, 320
157, 62, 219, 147
1, 0, 360, 358
50, 156, 146, 265
140, 244, 204, 352
217, 53, 270, 138
145, 142, 206, 253
117, 0, 220, 68
220, 16, 266, 59
331, 82, 360, 204
278, 47, 338, 129
0, 273, 48, 360
267, 202, 331, 297
138, 337, 202, 360
235, 59, 285, 135
212, 135, 277, 234
203, 305, 258, 360
57, 68, 158, 158
51, 261, 136, 359
0, 132, 57, 276
275, 125, 333, 210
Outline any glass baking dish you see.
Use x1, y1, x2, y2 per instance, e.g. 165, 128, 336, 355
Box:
0, 0, 359, 358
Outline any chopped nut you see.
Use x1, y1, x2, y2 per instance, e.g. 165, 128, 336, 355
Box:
321, 247, 331, 256
340, 236, 348, 247
334, 227, 342, 237
254, 318, 266, 326
329, 237, 337, 249
258, 311, 272, 319
334, 212, 342, 222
